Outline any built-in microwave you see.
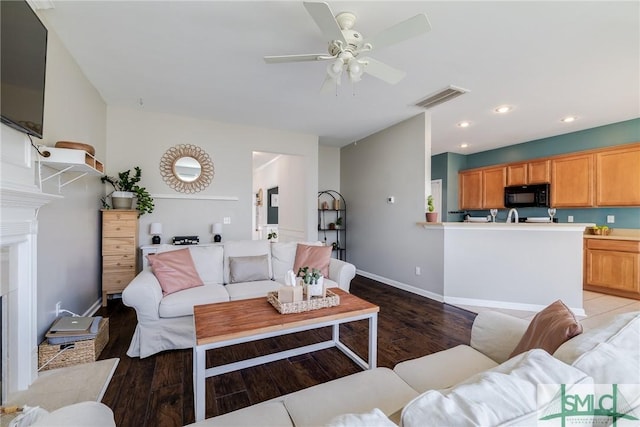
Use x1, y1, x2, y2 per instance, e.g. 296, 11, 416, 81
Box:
504, 183, 550, 208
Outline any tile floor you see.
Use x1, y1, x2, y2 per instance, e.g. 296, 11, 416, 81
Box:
458, 291, 640, 329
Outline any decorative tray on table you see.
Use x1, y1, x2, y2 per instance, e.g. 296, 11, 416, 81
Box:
267, 290, 340, 314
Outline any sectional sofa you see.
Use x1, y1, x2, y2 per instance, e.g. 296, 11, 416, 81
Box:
122, 240, 356, 358
185, 309, 640, 426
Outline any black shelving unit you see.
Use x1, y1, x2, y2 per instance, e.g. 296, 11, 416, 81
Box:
318, 190, 346, 261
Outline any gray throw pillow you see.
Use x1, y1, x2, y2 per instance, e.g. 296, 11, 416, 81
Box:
228, 254, 270, 284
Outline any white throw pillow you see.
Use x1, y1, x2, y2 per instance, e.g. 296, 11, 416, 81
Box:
401, 349, 592, 427
223, 240, 272, 284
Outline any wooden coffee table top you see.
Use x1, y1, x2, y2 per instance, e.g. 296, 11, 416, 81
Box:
193, 288, 379, 346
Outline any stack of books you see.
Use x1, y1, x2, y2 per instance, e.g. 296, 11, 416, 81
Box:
45, 316, 103, 345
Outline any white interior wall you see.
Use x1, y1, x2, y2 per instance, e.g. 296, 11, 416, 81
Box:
341, 113, 443, 296
33, 25, 107, 340
319, 145, 340, 193
106, 107, 319, 246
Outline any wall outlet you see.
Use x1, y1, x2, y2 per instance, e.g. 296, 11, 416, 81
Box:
607, 215, 615, 224
223, 217, 231, 224
415, 266, 421, 275
567, 215, 574, 223
55, 301, 61, 317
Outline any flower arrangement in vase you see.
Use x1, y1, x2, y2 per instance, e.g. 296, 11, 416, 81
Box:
297, 266, 325, 298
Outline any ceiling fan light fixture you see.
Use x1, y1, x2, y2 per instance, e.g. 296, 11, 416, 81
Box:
347, 59, 364, 82
328, 57, 345, 78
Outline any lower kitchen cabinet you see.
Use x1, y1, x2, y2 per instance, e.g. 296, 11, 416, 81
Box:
584, 238, 640, 299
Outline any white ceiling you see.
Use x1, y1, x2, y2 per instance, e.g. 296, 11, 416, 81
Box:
40, 1, 639, 155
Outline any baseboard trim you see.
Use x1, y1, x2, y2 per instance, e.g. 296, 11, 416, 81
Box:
84, 299, 102, 317
356, 270, 444, 303
355, 271, 585, 316
444, 296, 586, 317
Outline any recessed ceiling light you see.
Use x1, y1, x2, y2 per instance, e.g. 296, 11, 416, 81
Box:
561, 116, 577, 123
460, 143, 469, 148
457, 121, 471, 128
494, 105, 513, 114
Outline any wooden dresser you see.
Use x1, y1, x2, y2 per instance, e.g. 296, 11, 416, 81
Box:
101, 209, 138, 306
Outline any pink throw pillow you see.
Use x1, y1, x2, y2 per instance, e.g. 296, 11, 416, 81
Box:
149, 248, 204, 296
293, 244, 332, 278
509, 299, 583, 358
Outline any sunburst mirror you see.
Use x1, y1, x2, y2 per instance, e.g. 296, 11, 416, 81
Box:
159, 144, 214, 193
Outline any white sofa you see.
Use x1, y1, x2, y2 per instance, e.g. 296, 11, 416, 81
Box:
122, 240, 356, 358
185, 309, 640, 427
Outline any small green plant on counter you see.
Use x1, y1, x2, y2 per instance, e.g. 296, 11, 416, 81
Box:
100, 167, 154, 217
297, 266, 322, 284
427, 195, 435, 212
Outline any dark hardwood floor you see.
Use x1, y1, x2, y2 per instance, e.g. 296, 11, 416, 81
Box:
96, 275, 476, 427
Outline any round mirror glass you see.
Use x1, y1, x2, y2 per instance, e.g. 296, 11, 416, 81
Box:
173, 156, 201, 182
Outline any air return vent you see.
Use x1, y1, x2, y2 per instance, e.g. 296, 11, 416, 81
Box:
415, 85, 469, 110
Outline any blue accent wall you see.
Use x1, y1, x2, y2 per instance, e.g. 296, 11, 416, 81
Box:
432, 118, 640, 228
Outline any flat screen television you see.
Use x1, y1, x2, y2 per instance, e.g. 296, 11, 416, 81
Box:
1, 0, 48, 139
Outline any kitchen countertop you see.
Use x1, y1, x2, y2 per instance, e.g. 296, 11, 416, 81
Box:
417, 222, 594, 232
583, 228, 640, 241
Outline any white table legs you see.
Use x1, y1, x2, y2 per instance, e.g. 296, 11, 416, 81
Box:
193, 312, 378, 422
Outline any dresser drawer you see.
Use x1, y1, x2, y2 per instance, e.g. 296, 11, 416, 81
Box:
103, 219, 137, 237
103, 237, 136, 255
102, 271, 136, 292
103, 254, 136, 271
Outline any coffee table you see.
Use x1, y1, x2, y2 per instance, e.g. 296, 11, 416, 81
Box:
192, 288, 379, 421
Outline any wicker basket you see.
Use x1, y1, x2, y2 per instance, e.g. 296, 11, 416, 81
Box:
268, 290, 340, 314
38, 318, 109, 371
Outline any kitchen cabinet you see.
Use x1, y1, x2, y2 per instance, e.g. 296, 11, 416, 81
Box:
596, 143, 640, 206
459, 167, 505, 209
482, 167, 506, 208
459, 170, 483, 209
102, 209, 138, 306
584, 238, 640, 299
506, 160, 550, 186
551, 153, 594, 207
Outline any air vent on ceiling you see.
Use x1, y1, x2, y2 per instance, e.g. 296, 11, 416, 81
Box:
415, 85, 469, 110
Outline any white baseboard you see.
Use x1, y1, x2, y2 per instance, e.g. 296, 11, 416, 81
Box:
356, 270, 444, 303
356, 271, 585, 317
444, 296, 586, 317
84, 298, 103, 317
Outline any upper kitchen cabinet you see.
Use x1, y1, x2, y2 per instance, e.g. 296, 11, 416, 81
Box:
459, 166, 505, 209
506, 160, 550, 186
596, 143, 640, 206
459, 169, 483, 209
551, 153, 595, 207
482, 166, 507, 208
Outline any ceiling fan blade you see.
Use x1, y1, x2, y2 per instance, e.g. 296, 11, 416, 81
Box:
359, 57, 406, 84
303, 1, 347, 45
320, 73, 340, 94
264, 54, 334, 64
364, 14, 431, 52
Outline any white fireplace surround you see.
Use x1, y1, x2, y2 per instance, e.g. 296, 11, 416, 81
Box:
1, 184, 59, 401
1, 125, 61, 401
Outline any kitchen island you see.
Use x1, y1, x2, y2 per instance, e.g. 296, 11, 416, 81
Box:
418, 222, 593, 315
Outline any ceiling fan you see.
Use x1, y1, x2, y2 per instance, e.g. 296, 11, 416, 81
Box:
264, 1, 431, 92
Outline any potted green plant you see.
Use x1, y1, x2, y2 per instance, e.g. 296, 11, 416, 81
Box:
335, 216, 343, 228
297, 266, 325, 297
426, 195, 438, 222
101, 167, 154, 217
267, 231, 278, 241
